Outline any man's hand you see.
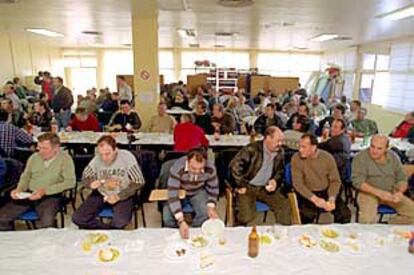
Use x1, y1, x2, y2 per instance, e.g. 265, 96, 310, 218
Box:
392, 191, 404, 204
236, 187, 247, 195
265, 179, 277, 192
179, 221, 189, 240
10, 188, 21, 200
207, 207, 218, 219
324, 197, 336, 212
90, 180, 102, 190
310, 195, 327, 209
377, 190, 394, 202
104, 194, 120, 205
29, 188, 46, 201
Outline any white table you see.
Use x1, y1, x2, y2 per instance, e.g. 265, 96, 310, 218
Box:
166, 108, 193, 116
351, 137, 414, 152
0, 224, 412, 275
51, 132, 250, 148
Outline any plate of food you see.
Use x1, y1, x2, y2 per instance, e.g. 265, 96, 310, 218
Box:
259, 232, 274, 246
201, 219, 225, 238
164, 241, 190, 261
367, 233, 388, 247
344, 239, 362, 254
267, 227, 288, 241
320, 227, 340, 239
298, 234, 317, 248
97, 246, 121, 263
16, 192, 32, 199
392, 227, 413, 240
198, 250, 215, 273
80, 232, 110, 253
190, 235, 210, 249
319, 239, 340, 253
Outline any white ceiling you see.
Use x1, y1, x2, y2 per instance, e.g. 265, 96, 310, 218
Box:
0, 0, 414, 51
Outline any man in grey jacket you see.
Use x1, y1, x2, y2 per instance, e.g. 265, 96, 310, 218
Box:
72, 135, 145, 229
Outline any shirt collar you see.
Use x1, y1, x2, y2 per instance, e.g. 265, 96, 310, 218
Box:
184, 160, 205, 174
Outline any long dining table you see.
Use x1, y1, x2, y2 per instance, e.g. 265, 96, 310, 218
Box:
0, 224, 413, 275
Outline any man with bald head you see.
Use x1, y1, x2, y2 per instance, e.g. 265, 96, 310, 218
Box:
230, 126, 291, 225
352, 135, 414, 224
292, 133, 351, 224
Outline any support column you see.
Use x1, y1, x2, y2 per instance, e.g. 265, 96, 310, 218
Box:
131, 0, 159, 129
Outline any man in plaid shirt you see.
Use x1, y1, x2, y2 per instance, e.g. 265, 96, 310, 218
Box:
0, 109, 32, 157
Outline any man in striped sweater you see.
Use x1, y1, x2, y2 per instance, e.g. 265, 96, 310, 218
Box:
72, 135, 145, 229
163, 148, 219, 239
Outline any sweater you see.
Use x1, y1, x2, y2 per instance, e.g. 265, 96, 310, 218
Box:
173, 122, 209, 152
291, 150, 341, 200
17, 150, 75, 195
167, 156, 218, 220
82, 150, 145, 200
148, 114, 175, 133
68, 114, 100, 132
352, 149, 407, 192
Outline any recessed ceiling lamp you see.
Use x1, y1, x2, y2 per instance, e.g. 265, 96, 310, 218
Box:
177, 28, 197, 38
377, 4, 414, 21
309, 34, 338, 42
189, 43, 200, 48
214, 44, 226, 48
26, 28, 64, 37
217, 0, 254, 8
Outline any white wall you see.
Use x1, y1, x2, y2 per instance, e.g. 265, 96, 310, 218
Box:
0, 31, 63, 89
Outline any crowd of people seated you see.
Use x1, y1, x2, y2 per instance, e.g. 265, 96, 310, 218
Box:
1, 75, 414, 240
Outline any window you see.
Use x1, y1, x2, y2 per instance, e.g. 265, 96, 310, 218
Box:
68, 68, 97, 105
257, 52, 320, 84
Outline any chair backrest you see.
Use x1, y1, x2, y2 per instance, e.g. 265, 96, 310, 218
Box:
403, 164, 414, 178
225, 181, 234, 227
73, 154, 95, 182
288, 192, 302, 225
284, 163, 292, 190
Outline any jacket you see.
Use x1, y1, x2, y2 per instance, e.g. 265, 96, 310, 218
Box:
52, 86, 73, 112
253, 114, 284, 134
230, 141, 285, 189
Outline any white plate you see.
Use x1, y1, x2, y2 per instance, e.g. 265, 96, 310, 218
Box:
16, 192, 32, 199
201, 219, 225, 238
189, 235, 210, 249
343, 239, 362, 254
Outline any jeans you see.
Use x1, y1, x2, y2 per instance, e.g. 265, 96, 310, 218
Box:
56, 109, 72, 129
72, 190, 134, 229
163, 189, 209, 228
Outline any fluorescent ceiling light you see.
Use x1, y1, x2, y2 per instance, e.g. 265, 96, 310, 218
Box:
309, 34, 338, 42
378, 5, 414, 21
26, 28, 64, 37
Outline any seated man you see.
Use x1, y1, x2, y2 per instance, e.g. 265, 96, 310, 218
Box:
163, 148, 219, 239
66, 107, 100, 132
0, 133, 75, 230
283, 115, 311, 150
211, 103, 236, 134
390, 111, 414, 139
308, 95, 327, 117
1, 98, 25, 128
317, 104, 348, 136
230, 126, 291, 225
174, 113, 209, 152
148, 102, 176, 133
319, 118, 351, 182
352, 135, 414, 224
0, 109, 32, 157
351, 108, 378, 137
108, 100, 142, 132
254, 103, 285, 135
72, 135, 145, 229
194, 101, 213, 134
292, 134, 351, 224
28, 100, 53, 132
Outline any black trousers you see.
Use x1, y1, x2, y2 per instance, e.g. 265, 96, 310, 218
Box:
0, 195, 62, 230
297, 190, 351, 224
72, 190, 134, 229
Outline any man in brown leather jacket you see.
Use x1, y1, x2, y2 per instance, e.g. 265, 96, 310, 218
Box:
230, 126, 291, 225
